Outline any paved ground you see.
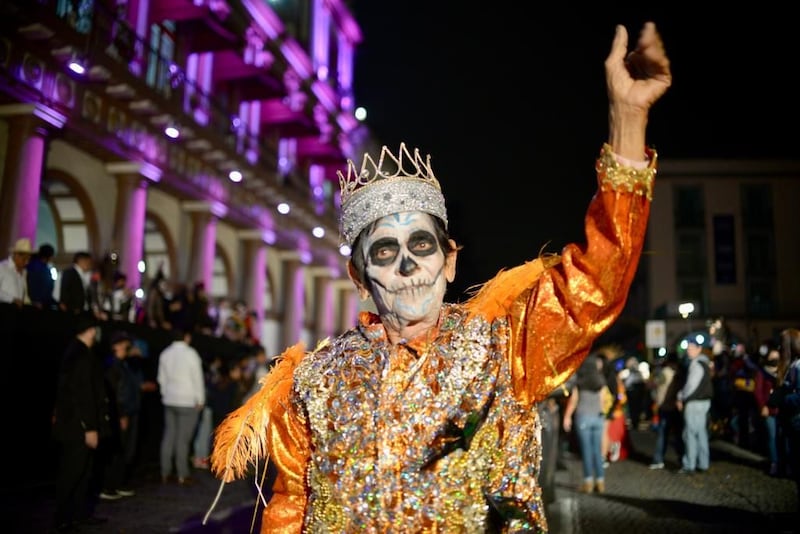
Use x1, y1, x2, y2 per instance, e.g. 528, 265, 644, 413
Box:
8, 428, 799, 533
546, 429, 798, 534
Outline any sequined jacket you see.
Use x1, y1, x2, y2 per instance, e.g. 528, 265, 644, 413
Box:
211, 144, 656, 533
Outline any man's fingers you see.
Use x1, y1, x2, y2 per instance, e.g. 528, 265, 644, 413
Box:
636, 22, 658, 50
606, 24, 629, 65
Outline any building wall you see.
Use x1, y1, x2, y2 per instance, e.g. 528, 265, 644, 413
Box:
648, 159, 800, 349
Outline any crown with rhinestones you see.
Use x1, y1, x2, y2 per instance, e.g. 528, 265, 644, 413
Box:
337, 143, 448, 247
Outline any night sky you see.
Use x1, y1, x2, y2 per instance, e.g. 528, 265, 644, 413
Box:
348, 4, 799, 301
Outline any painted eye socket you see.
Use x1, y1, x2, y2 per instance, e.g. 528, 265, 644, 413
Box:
408, 231, 438, 256
368, 238, 399, 266
374, 246, 397, 261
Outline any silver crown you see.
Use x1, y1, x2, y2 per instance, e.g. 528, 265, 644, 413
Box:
337, 143, 448, 247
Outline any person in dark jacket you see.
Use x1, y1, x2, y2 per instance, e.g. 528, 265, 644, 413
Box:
648, 352, 686, 469
26, 243, 56, 309
51, 313, 110, 531
676, 340, 714, 474
58, 252, 94, 315
98, 330, 143, 500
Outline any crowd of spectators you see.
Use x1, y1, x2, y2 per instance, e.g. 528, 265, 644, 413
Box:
1, 238, 273, 530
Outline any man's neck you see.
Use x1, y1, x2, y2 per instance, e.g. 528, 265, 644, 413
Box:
381, 315, 440, 345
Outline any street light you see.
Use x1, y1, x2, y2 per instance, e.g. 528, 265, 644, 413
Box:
678, 301, 695, 344
678, 302, 695, 319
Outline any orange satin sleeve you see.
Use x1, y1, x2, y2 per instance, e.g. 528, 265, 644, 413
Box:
260, 391, 310, 534
209, 342, 311, 533
465, 144, 655, 407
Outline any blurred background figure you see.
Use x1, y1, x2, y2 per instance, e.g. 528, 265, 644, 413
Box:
623, 356, 647, 430
157, 329, 205, 485
98, 330, 142, 500
538, 385, 567, 504
648, 352, 685, 470
51, 314, 109, 531
188, 281, 215, 336
676, 340, 714, 474
26, 242, 57, 309
775, 328, 800, 508
754, 340, 781, 476
102, 271, 134, 322
729, 342, 759, 450
58, 252, 94, 315
563, 353, 608, 494
144, 268, 172, 330
0, 237, 32, 306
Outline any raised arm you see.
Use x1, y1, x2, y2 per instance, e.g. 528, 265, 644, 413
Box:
606, 22, 672, 159
464, 23, 672, 406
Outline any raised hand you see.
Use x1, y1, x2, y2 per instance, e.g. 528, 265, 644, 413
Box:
606, 22, 672, 115
605, 22, 672, 160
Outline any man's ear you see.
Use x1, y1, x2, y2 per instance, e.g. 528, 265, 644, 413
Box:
347, 260, 371, 301
444, 239, 458, 283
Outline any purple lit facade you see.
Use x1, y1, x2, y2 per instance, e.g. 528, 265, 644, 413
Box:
0, 0, 365, 353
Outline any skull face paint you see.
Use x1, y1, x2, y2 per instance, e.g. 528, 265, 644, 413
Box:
361, 211, 448, 328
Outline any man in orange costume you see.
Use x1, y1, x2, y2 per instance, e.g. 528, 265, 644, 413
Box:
212, 22, 671, 533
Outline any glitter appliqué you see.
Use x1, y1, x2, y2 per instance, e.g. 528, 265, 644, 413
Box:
292, 305, 547, 532
596, 143, 657, 201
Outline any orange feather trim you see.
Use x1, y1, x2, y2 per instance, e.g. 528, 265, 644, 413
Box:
463, 254, 560, 321
210, 341, 308, 483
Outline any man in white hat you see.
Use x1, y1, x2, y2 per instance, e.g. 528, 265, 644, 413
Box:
0, 237, 32, 305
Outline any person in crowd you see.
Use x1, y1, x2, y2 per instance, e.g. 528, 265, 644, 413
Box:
192, 355, 223, 470
623, 355, 647, 429
59, 251, 94, 315
157, 328, 205, 485
241, 345, 272, 403
144, 268, 172, 330
102, 271, 134, 322
209, 22, 671, 532
774, 328, 800, 508
208, 359, 249, 430
51, 313, 110, 531
188, 281, 215, 335
729, 342, 759, 450
538, 384, 566, 505
563, 353, 610, 493
648, 352, 686, 469
212, 297, 232, 338
26, 242, 57, 309
98, 330, 142, 500
595, 347, 631, 464
0, 237, 32, 305
754, 341, 781, 476
167, 281, 191, 332
676, 339, 714, 474
221, 300, 249, 343
709, 340, 735, 441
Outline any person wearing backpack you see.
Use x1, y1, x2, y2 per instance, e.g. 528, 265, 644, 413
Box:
676, 340, 714, 474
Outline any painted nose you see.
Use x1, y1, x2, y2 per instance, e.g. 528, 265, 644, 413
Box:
398, 255, 418, 276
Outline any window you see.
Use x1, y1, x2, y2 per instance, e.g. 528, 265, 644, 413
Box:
741, 184, 773, 229
746, 279, 775, 316
675, 232, 706, 277
674, 186, 705, 228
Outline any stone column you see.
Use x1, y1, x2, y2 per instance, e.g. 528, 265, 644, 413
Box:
335, 281, 360, 334
106, 161, 161, 290
238, 230, 268, 331
279, 253, 305, 349
307, 267, 337, 343
183, 202, 220, 291
0, 104, 66, 253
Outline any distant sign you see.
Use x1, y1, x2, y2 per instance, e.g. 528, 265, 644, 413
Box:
646, 320, 667, 348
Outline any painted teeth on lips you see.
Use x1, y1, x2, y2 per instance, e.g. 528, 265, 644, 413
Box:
390, 281, 432, 294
